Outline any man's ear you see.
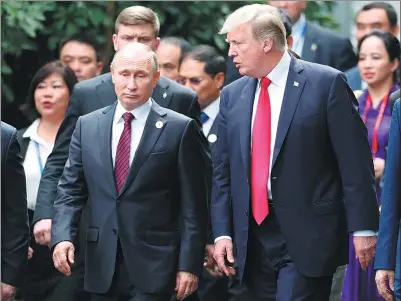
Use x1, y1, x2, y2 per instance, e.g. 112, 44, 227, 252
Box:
96, 61, 104, 76
262, 39, 273, 53
214, 72, 225, 90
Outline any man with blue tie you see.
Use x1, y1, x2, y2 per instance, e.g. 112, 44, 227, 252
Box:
375, 98, 401, 301
211, 4, 379, 301
178, 44, 229, 301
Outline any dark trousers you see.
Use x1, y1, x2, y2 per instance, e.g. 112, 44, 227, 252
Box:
91, 242, 172, 301
18, 210, 64, 301
245, 206, 333, 301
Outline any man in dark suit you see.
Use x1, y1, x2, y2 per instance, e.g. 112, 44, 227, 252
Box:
32, 6, 204, 301
269, 1, 356, 72
51, 43, 209, 301
345, 2, 399, 91
212, 4, 379, 300
1, 122, 30, 301
375, 99, 401, 301
179, 45, 229, 301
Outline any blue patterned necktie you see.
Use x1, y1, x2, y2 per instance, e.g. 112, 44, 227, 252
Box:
200, 112, 209, 124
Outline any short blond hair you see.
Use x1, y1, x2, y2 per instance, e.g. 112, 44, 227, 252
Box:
220, 4, 287, 51
115, 6, 160, 37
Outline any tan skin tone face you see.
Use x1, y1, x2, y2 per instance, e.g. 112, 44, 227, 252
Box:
268, 1, 307, 23
112, 24, 160, 52
358, 36, 399, 87
34, 73, 70, 121
60, 41, 103, 82
156, 42, 181, 81
356, 8, 399, 42
179, 58, 224, 109
111, 53, 160, 111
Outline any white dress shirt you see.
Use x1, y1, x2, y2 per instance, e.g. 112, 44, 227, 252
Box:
291, 13, 307, 58
22, 119, 54, 211
202, 97, 220, 136
215, 52, 374, 242
112, 99, 152, 167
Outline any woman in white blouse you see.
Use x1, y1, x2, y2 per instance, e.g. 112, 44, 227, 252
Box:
16, 60, 77, 301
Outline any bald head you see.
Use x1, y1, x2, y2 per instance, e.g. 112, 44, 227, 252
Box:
110, 42, 160, 111
111, 42, 158, 74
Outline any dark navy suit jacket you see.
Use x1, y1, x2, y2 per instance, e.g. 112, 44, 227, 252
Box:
211, 55, 379, 281
375, 99, 401, 271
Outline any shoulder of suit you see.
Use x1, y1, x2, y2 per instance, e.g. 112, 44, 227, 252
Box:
159, 76, 196, 98
16, 127, 28, 143
1, 122, 16, 138
79, 104, 112, 123
345, 66, 359, 77
307, 21, 349, 43
160, 105, 192, 124
301, 59, 341, 77
73, 72, 112, 92
390, 89, 400, 102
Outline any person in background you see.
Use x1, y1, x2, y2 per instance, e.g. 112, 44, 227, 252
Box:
178, 44, 228, 301
269, 0, 356, 72
345, 2, 399, 91
16, 61, 78, 301
390, 88, 400, 111
157, 36, 191, 81
59, 33, 103, 82
375, 97, 401, 301
341, 30, 400, 301
1, 122, 30, 301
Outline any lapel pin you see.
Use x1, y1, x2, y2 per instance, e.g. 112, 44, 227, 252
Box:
311, 43, 317, 52
155, 121, 164, 129
163, 92, 167, 99
293, 81, 299, 87
208, 134, 217, 143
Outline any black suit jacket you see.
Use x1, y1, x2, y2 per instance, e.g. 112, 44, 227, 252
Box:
1, 122, 30, 287
50, 102, 210, 294
33, 73, 204, 224
301, 22, 356, 72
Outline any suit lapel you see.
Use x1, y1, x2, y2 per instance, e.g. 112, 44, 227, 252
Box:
301, 22, 318, 63
239, 78, 258, 180
98, 103, 118, 197
272, 58, 306, 167
119, 102, 167, 196
95, 73, 117, 108
152, 77, 173, 108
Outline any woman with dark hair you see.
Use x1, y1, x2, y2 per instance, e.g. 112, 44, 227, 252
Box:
341, 30, 400, 301
16, 60, 77, 301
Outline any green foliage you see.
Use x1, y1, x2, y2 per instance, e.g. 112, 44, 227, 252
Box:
1, 1, 338, 103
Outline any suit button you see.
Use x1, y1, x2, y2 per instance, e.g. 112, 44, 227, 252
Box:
245, 210, 248, 216
112, 229, 117, 235
246, 180, 249, 184
272, 176, 277, 180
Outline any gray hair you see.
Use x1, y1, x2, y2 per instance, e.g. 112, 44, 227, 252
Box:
110, 42, 159, 74
220, 4, 287, 51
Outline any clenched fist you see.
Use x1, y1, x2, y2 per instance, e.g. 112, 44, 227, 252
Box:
33, 219, 52, 245
175, 271, 198, 300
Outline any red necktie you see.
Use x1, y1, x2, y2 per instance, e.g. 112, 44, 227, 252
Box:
251, 77, 272, 225
115, 112, 134, 193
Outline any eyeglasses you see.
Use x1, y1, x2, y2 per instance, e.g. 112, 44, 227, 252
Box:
176, 77, 205, 86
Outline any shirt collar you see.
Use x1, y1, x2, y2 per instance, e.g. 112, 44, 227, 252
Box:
202, 97, 220, 121
114, 98, 152, 125
22, 118, 53, 148
261, 51, 291, 88
292, 13, 306, 37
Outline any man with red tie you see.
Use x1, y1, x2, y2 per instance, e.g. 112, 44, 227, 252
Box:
50, 42, 210, 301
211, 4, 379, 301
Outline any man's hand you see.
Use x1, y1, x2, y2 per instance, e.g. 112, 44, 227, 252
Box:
353, 236, 376, 270
28, 246, 34, 260
33, 219, 52, 245
204, 244, 224, 277
1, 283, 16, 301
374, 158, 385, 180
52, 241, 75, 276
175, 271, 198, 300
213, 239, 236, 276
376, 270, 395, 301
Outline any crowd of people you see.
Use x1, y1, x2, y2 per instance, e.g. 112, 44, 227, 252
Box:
1, 1, 400, 301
